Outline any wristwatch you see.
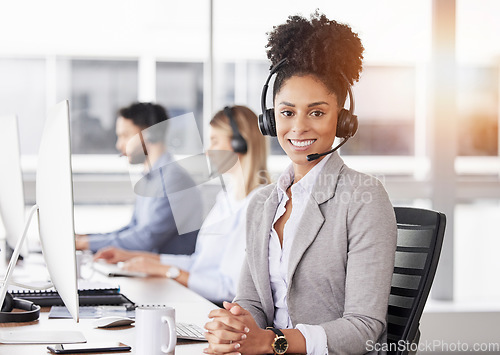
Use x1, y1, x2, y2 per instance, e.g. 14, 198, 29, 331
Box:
266, 327, 288, 354
165, 266, 180, 279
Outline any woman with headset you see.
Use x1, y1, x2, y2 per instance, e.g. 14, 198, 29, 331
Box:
204, 12, 397, 355
94, 105, 270, 305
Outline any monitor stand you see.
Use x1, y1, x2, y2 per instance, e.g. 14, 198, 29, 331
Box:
0, 205, 39, 308
0, 205, 85, 344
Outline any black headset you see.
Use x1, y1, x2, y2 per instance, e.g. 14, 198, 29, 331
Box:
0, 292, 40, 323
258, 58, 358, 145
224, 106, 248, 154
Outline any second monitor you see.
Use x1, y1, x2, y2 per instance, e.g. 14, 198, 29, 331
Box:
0, 100, 80, 325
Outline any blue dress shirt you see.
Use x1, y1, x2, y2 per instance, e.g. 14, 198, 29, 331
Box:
88, 153, 201, 255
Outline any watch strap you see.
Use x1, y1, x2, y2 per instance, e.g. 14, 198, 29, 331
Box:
266, 327, 285, 337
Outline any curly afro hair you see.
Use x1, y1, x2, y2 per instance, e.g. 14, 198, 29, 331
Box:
266, 10, 364, 106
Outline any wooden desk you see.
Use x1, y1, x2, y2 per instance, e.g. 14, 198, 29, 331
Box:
1, 260, 218, 354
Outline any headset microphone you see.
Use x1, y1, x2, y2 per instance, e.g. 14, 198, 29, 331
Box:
306, 136, 351, 161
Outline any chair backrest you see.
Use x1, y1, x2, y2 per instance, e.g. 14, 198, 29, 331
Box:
387, 207, 446, 355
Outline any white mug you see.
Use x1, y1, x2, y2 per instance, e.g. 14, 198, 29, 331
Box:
135, 305, 176, 355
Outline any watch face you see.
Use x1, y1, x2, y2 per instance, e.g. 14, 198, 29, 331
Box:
167, 267, 180, 279
273, 336, 288, 354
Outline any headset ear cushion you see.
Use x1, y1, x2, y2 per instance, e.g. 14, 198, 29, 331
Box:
231, 137, 248, 154
1, 293, 14, 312
258, 113, 267, 136
336, 109, 358, 138
258, 109, 277, 137
266, 109, 277, 137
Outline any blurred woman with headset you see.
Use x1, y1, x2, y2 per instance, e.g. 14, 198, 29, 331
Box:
204, 11, 397, 355
94, 105, 270, 305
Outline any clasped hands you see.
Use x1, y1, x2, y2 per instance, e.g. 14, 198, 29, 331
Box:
204, 301, 273, 355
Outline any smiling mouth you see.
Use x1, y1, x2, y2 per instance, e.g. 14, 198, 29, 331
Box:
289, 139, 316, 147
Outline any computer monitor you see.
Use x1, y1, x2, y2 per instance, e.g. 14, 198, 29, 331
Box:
0, 101, 79, 323
36, 100, 79, 322
0, 115, 28, 262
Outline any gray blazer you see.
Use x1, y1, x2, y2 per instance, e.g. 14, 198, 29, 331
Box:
235, 152, 397, 355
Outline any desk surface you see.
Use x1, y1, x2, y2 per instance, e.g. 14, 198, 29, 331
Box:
1, 256, 218, 354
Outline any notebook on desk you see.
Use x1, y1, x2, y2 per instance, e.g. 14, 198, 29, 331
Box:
49, 305, 136, 319
92, 261, 148, 278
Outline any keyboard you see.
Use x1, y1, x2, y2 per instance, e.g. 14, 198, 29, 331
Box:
176, 322, 207, 341
10, 288, 135, 307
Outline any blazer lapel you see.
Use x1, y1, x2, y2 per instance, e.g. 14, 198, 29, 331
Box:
287, 152, 345, 285
251, 187, 279, 323
287, 197, 325, 285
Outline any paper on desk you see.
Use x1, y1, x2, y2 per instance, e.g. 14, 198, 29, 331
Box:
49, 305, 136, 319
0, 330, 86, 344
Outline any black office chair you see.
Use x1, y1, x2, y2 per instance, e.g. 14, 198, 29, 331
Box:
387, 207, 446, 355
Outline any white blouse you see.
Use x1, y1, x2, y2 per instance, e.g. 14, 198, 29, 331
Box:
268, 154, 331, 355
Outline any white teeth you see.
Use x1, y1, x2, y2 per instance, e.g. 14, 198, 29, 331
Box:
290, 139, 315, 147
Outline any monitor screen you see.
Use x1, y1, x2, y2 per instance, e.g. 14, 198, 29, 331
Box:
0, 115, 28, 262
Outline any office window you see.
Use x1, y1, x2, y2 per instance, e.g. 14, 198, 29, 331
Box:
342, 66, 416, 156
213, 62, 235, 109
454, 200, 500, 302
57, 59, 139, 154
156, 62, 204, 154
0, 58, 46, 155
457, 66, 498, 156
246, 61, 269, 112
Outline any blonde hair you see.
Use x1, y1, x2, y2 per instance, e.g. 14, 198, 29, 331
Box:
210, 106, 270, 198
